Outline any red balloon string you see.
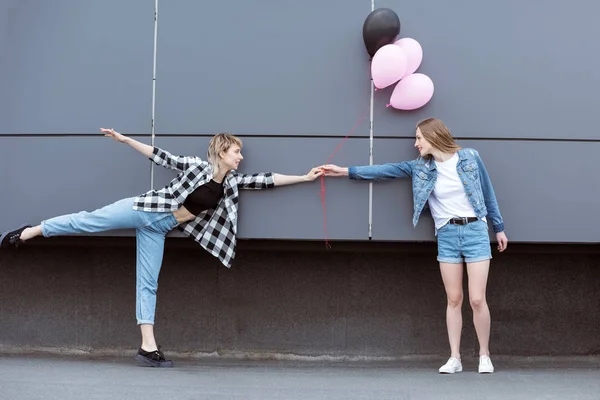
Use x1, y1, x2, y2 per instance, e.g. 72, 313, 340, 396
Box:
320, 106, 371, 248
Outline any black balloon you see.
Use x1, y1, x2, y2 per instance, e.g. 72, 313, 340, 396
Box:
362, 8, 401, 58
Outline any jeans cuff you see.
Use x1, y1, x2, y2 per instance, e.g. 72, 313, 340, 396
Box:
464, 255, 492, 263
437, 257, 463, 264
40, 221, 50, 237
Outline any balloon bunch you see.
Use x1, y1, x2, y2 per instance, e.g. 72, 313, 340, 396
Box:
363, 8, 434, 110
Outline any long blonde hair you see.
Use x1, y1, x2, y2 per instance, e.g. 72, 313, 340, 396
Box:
207, 133, 243, 175
416, 118, 461, 160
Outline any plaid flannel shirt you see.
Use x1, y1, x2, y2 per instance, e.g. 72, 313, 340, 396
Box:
133, 147, 275, 267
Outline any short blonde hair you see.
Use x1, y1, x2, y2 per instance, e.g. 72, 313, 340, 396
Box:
416, 118, 461, 159
207, 132, 243, 166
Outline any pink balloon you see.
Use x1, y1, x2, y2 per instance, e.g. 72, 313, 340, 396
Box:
387, 73, 434, 110
394, 38, 423, 79
371, 44, 407, 89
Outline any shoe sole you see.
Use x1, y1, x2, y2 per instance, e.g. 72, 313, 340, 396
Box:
134, 354, 174, 368
478, 369, 494, 374
439, 367, 462, 374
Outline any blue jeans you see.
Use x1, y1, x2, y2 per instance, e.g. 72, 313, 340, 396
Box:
436, 219, 492, 264
41, 197, 179, 325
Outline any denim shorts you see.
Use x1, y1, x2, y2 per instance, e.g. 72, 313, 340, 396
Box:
436, 219, 492, 264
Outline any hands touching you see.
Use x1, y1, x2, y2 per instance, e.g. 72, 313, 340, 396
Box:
320, 164, 348, 177
304, 166, 324, 181
304, 164, 347, 181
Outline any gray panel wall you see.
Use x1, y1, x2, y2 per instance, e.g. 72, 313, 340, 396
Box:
155, 0, 371, 136
374, 0, 600, 140
0, 0, 154, 134
369, 140, 600, 242
0, 137, 150, 231
1, 0, 598, 242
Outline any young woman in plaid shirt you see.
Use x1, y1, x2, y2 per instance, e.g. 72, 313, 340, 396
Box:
1, 128, 323, 367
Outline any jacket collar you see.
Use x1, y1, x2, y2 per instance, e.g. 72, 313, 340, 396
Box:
457, 148, 469, 162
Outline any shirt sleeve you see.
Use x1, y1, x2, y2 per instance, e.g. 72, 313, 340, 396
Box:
149, 147, 203, 172
231, 171, 276, 190
348, 161, 414, 180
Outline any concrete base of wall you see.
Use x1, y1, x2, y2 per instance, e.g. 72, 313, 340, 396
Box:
1, 238, 599, 358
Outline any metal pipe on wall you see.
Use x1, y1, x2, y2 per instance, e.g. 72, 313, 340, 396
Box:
368, 0, 375, 239
150, 0, 159, 190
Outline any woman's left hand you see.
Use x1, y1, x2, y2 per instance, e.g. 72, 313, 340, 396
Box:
304, 167, 324, 181
101, 128, 127, 143
496, 231, 508, 252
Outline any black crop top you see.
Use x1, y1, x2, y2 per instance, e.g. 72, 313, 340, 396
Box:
182, 179, 224, 215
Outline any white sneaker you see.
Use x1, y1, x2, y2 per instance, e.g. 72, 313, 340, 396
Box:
478, 355, 494, 373
439, 357, 462, 374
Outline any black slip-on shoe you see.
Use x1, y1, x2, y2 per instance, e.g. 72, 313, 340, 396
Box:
134, 346, 174, 368
0, 225, 31, 249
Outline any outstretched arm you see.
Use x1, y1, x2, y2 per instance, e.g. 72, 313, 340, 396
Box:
322, 161, 414, 180
101, 128, 202, 172
234, 167, 323, 190
101, 128, 153, 158
273, 167, 323, 186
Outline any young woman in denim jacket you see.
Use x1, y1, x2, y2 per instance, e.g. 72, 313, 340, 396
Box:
322, 118, 508, 374
1, 128, 323, 367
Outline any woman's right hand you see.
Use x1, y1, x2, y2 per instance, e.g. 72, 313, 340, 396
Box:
321, 164, 348, 177
100, 128, 127, 143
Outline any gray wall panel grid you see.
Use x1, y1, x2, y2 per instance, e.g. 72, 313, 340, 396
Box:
0, 0, 154, 135
371, 139, 600, 242
1, 0, 599, 243
154, 0, 371, 136
152, 137, 370, 240
374, 0, 600, 140
0, 137, 151, 232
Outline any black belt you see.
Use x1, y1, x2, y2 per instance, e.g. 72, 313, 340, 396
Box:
448, 217, 478, 225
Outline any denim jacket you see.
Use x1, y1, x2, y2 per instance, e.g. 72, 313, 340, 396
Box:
348, 148, 505, 233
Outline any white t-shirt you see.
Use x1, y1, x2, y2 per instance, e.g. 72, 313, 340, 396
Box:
428, 153, 484, 229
